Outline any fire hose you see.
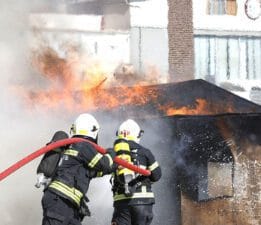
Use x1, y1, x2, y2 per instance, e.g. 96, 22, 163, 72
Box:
0, 137, 151, 181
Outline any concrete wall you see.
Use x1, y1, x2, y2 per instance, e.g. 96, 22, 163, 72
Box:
129, 0, 169, 81
130, 27, 169, 82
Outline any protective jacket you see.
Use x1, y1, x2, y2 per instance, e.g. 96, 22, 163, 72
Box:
47, 136, 114, 208
112, 139, 161, 207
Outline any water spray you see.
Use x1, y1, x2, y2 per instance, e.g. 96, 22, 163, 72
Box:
0, 137, 151, 181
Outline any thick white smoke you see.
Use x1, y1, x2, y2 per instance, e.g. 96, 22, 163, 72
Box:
0, 2, 71, 224
0, 3, 122, 225
0, 2, 177, 225
0, 1, 97, 225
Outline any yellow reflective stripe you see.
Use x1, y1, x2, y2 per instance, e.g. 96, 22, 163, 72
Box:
64, 149, 78, 157
49, 181, 83, 206
105, 154, 113, 166
148, 162, 159, 171
51, 181, 83, 199
114, 142, 130, 152
78, 129, 88, 135
118, 134, 136, 141
97, 171, 103, 177
113, 192, 154, 201
118, 154, 131, 162
88, 153, 103, 168
116, 168, 134, 175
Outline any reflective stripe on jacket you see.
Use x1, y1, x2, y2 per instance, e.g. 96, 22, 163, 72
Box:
46, 137, 114, 207
49, 180, 83, 207
112, 140, 161, 206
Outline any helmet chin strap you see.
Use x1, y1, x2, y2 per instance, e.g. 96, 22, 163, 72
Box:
91, 125, 98, 132
137, 130, 144, 139
70, 124, 75, 135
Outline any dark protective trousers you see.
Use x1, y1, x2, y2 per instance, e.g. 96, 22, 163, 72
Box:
111, 204, 153, 225
42, 190, 82, 225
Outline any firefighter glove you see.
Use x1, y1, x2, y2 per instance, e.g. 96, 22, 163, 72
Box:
35, 173, 51, 188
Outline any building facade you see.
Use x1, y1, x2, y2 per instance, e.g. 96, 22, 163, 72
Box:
30, 0, 169, 85
29, 0, 261, 99
192, 0, 261, 103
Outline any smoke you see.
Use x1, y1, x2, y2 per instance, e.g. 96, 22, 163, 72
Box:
0, 3, 123, 225
0, 1, 80, 225
138, 118, 181, 225
0, 2, 180, 225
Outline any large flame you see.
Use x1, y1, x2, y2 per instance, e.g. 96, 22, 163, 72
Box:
14, 46, 161, 113
13, 46, 236, 116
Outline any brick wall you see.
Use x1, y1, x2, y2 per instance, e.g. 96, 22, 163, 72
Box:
168, 0, 194, 82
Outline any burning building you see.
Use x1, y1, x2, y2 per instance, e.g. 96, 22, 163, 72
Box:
0, 1, 260, 225
69, 78, 260, 225
105, 79, 261, 225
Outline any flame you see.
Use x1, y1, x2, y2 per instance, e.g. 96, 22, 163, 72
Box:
158, 98, 236, 116
13, 46, 237, 116
159, 99, 208, 116
14, 46, 161, 113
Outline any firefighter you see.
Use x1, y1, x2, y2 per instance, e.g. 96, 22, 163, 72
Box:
41, 113, 116, 225
111, 119, 162, 225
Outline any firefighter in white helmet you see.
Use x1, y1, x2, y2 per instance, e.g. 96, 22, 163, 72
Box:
41, 113, 116, 225
110, 119, 162, 225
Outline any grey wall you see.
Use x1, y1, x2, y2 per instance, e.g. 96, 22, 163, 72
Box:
130, 27, 169, 80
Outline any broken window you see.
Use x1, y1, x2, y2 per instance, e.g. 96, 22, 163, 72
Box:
184, 160, 234, 202
207, 162, 233, 199
177, 117, 234, 202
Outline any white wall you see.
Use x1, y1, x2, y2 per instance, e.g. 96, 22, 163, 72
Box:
130, 27, 169, 80
30, 13, 130, 78
30, 13, 103, 31
129, 0, 168, 28
128, 0, 169, 81
29, 1, 170, 83
193, 0, 261, 33
103, 3, 130, 30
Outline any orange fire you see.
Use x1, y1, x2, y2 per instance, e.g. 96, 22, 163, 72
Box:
13, 46, 236, 116
13, 46, 161, 113
159, 99, 208, 116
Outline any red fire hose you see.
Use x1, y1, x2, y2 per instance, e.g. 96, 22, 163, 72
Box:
0, 137, 151, 181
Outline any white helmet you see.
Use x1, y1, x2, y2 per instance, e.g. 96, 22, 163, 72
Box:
117, 119, 144, 143
71, 113, 100, 140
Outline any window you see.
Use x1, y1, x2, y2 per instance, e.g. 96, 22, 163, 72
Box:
208, 0, 237, 15
194, 35, 261, 83
178, 118, 235, 202
208, 162, 233, 198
